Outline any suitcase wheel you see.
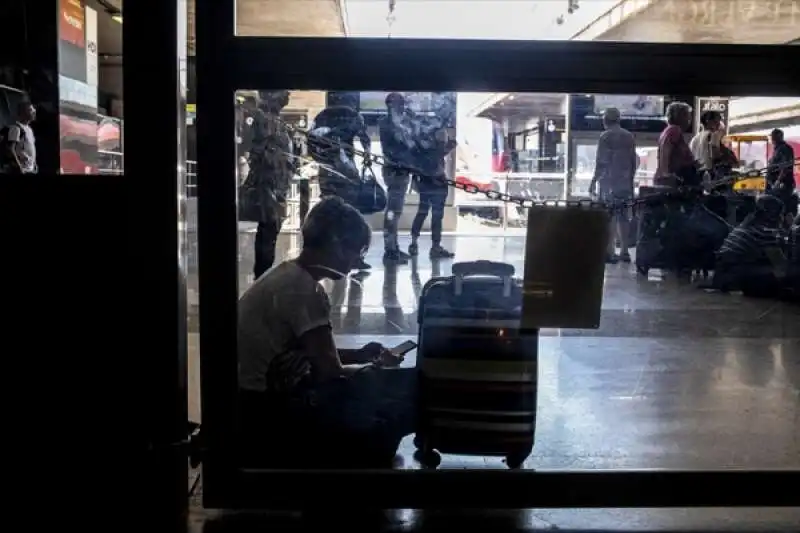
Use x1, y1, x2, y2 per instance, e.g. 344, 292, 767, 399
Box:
505, 447, 531, 469
413, 437, 441, 469
413, 447, 441, 469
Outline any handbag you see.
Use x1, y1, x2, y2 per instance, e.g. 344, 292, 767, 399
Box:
351, 163, 387, 215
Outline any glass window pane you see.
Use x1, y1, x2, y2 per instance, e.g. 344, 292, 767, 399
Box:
234, 0, 800, 44
230, 87, 800, 474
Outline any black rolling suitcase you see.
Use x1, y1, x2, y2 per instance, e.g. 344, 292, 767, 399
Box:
635, 186, 674, 275
635, 187, 708, 275
414, 261, 538, 469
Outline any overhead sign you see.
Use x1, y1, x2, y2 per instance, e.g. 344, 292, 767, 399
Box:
85, 6, 98, 87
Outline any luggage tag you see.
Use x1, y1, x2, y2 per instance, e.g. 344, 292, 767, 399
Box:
522, 204, 610, 329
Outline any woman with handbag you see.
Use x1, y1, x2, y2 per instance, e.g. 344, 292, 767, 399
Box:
238, 92, 294, 280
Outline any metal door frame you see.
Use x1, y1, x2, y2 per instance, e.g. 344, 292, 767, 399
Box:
195, 0, 800, 510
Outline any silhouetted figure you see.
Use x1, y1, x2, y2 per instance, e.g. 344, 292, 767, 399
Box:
379, 92, 415, 264
239, 92, 294, 279
408, 95, 457, 259
238, 197, 416, 468
590, 107, 638, 264
766, 128, 796, 216
655, 101, 696, 187
309, 92, 373, 270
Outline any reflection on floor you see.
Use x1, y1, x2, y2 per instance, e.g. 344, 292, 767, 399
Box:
190, 505, 800, 533
187, 231, 799, 529
189, 232, 798, 468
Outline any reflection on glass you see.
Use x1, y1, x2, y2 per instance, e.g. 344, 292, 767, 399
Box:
236, 0, 799, 45
230, 88, 800, 473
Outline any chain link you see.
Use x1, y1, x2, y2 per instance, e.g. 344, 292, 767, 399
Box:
272, 115, 798, 215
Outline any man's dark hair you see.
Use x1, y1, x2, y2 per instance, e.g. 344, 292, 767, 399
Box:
699, 110, 721, 128
302, 196, 370, 252
771, 128, 784, 141
242, 96, 258, 106
328, 91, 358, 109
17, 99, 33, 114
385, 92, 405, 107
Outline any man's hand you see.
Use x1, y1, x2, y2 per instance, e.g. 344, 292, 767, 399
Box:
360, 342, 402, 368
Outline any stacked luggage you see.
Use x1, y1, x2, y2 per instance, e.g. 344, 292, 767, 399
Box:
635, 187, 731, 276
414, 261, 537, 469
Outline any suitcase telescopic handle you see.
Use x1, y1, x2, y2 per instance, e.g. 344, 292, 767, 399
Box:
452, 260, 515, 278
452, 261, 515, 297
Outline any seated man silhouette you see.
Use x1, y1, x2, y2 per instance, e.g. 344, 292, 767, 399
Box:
705, 195, 785, 296
237, 196, 417, 468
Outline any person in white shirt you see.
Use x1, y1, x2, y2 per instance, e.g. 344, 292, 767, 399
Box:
238, 196, 417, 467
689, 110, 724, 181
3, 100, 38, 174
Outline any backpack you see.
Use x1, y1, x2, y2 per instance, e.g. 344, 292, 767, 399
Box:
0, 124, 24, 171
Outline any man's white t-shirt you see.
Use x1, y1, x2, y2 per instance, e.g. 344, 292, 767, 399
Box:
7, 123, 37, 173
238, 260, 332, 393
690, 129, 724, 173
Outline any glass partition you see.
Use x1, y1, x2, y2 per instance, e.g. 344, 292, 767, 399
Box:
228, 86, 800, 476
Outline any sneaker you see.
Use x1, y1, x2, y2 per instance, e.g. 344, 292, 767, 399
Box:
355, 258, 372, 270
430, 245, 455, 259
408, 242, 419, 256
383, 250, 410, 264
605, 254, 619, 264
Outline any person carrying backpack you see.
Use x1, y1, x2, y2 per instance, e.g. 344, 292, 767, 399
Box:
308, 92, 373, 271
1, 100, 38, 174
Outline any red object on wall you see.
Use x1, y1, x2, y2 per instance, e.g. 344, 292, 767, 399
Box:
60, 149, 94, 174
59, 0, 85, 48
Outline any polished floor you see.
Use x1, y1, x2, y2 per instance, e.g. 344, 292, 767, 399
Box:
186, 230, 799, 529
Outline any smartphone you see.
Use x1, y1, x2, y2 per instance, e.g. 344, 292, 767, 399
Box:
390, 340, 418, 358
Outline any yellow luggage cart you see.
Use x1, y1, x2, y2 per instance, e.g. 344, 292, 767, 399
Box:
725, 135, 771, 194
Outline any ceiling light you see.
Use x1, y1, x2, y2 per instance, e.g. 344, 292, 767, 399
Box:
112, 14, 123, 24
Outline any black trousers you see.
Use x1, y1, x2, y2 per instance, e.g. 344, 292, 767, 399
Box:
254, 219, 282, 279
383, 167, 410, 252
238, 368, 417, 468
298, 179, 311, 225
411, 184, 448, 245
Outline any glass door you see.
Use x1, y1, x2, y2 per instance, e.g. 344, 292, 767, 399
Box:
194, 0, 800, 510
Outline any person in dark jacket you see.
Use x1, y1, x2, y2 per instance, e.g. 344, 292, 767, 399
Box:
766, 129, 797, 215
309, 92, 372, 270
240, 92, 294, 280
705, 195, 785, 295
379, 92, 416, 264
408, 108, 457, 259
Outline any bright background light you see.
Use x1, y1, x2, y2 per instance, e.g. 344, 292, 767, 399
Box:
342, 0, 617, 40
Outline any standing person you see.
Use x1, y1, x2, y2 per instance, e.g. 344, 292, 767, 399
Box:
655, 102, 696, 187
689, 110, 725, 182
408, 110, 457, 259
766, 129, 797, 215
379, 93, 415, 264
589, 107, 638, 264
309, 92, 372, 270
240, 92, 295, 280
1, 100, 37, 174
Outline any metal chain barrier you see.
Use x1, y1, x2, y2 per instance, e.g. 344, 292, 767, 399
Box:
271, 115, 798, 215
